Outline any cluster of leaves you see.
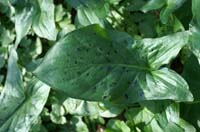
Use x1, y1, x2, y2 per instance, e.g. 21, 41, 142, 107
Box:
0, 0, 200, 131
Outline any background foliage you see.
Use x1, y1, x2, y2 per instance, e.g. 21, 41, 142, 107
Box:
0, 0, 200, 131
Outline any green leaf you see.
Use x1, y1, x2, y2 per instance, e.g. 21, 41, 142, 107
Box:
182, 54, 200, 101
32, 0, 57, 40
160, 0, 186, 24
50, 103, 67, 124
135, 31, 189, 69
125, 101, 196, 132
76, 3, 109, 27
181, 103, 200, 131
13, 0, 57, 45
66, 0, 104, 9
66, 0, 109, 27
63, 98, 123, 117
105, 119, 131, 132
0, 26, 15, 46
0, 48, 50, 132
70, 116, 89, 132
0, 0, 13, 16
191, 0, 200, 27
189, 0, 200, 63
34, 24, 193, 104
141, 0, 165, 13
129, 0, 185, 24
14, 1, 35, 45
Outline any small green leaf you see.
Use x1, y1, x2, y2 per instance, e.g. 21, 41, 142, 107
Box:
50, 103, 66, 124
14, 1, 35, 45
76, 3, 109, 27
13, 0, 57, 45
106, 119, 131, 132
141, 0, 165, 13
32, 0, 57, 40
70, 116, 89, 132
160, 0, 186, 24
66, 0, 109, 27
135, 31, 189, 69
63, 98, 123, 117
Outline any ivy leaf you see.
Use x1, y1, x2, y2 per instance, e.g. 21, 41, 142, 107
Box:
0, 48, 50, 132
34, 24, 193, 104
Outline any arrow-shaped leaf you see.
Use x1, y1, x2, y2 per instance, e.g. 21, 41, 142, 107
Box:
34, 24, 193, 104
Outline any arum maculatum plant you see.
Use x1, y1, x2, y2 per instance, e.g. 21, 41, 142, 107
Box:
0, 0, 200, 131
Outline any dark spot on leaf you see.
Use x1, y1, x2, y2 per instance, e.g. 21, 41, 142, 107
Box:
99, 66, 104, 71
122, 67, 126, 70
86, 48, 89, 52
124, 94, 128, 99
141, 55, 145, 59
139, 91, 144, 97
114, 50, 118, 54
74, 60, 78, 64
99, 47, 103, 51
106, 58, 111, 63
77, 71, 81, 75
103, 95, 109, 100
127, 81, 132, 85
2, 107, 7, 110
86, 72, 90, 76
107, 66, 112, 71
124, 40, 129, 44
77, 47, 81, 51
107, 52, 110, 55
112, 82, 117, 85
109, 83, 113, 87
89, 43, 92, 47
